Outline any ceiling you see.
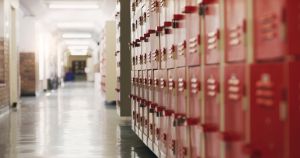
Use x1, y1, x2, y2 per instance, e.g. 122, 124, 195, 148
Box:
19, 0, 117, 54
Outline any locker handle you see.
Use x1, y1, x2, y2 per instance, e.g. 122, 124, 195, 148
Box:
148, 79, 153, 86
202, 123, 218, 132
150, 103, 158, 109
148, 29, 156, 34
160, 78, 166, 88
164, 21, 172, 27
221, 132, 242, 142
186, 118, 200, 126
164, 109, 174, 116
173, 14, 185, 21
179, 147, 188, 156
178, 78, 186, 92
168, 79, 175, 90
183, 5, 198, 14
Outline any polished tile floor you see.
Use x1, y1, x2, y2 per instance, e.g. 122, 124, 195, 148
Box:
0, 82, 156, 158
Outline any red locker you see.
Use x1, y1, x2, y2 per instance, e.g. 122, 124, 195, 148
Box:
223, 64, 247, 158
286, 61, 300, 158
286, 0, 300, 56
248, 63, 285, 158
185, 0, 201, 66
188, 66, 202, 158
165, 69, 176, 157
204, 65, 221, 158
252, 0, 285, 61
202, 0, 221, 64
175, 67, 189, 158
174, 0, 187, 67
224, 0, 247, 62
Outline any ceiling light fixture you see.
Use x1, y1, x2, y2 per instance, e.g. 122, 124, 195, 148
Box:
57, 22, 95, 29
70, 49, 88, 56
68, 46, 89, 50
49, 3, 99, 9
62, 33, 92, 39
64, 40, 91, 45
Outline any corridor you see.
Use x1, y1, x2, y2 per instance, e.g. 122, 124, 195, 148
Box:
0, 82, 156, 158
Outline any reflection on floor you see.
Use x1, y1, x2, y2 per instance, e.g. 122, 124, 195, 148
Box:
0, 82, 156, 158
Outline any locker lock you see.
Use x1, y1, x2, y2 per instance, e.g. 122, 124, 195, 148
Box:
164, 109, 174, 117
186, 117, 200, 126
150, 103, 158, 113
156, 106, 165, 117
139, 99, 147, 107
199, 3, 208, 16
156, 26, 164, 32
171, 140, 176, 154
173, 114, 187, 126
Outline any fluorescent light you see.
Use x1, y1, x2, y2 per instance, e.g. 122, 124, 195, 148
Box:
62, 33, 92, 39
70, 49, 88, 56
57, 22, 94, 29
64, 40, 90, 45
68, 46, 89, 50
49, 4, 99, 9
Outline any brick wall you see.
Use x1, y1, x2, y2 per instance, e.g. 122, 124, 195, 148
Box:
0, 38, 10, 109
20, 53, 36, 96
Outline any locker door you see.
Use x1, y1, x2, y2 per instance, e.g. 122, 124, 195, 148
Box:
165, 69, 176, 157
223, 64, 247, 158
137, 70, 144, 138
204, 65, 221, 158
224, 0, 246, 62
253, 0, 285, 61
165, 0, 176, 69
286, 61, 300, 158
155, 70, 167, 151
158, 0, 167, 69
175, 67, 189, 158
287, 0, 300, 56
150, 0, 160, 69
153, 70, 161, 150
130, 71, 137, 131
202, 0, 221, 64
147, 70, 155, 144
142, 70, 149, 140
174, 0, 187, 67
185, 0, 201, 66
188, 66, 202, 158
249, 63, 285, 158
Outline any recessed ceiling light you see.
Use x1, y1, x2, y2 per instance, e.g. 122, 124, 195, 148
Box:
57, 22, 95, 29
70, 49, 88, 56
64, 40, 91, 45
49, 3, 99, 9
68, 46, 89, 50
62, 33, 92, 39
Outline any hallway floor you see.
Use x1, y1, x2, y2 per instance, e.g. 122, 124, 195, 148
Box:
0, 82, 156, 158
